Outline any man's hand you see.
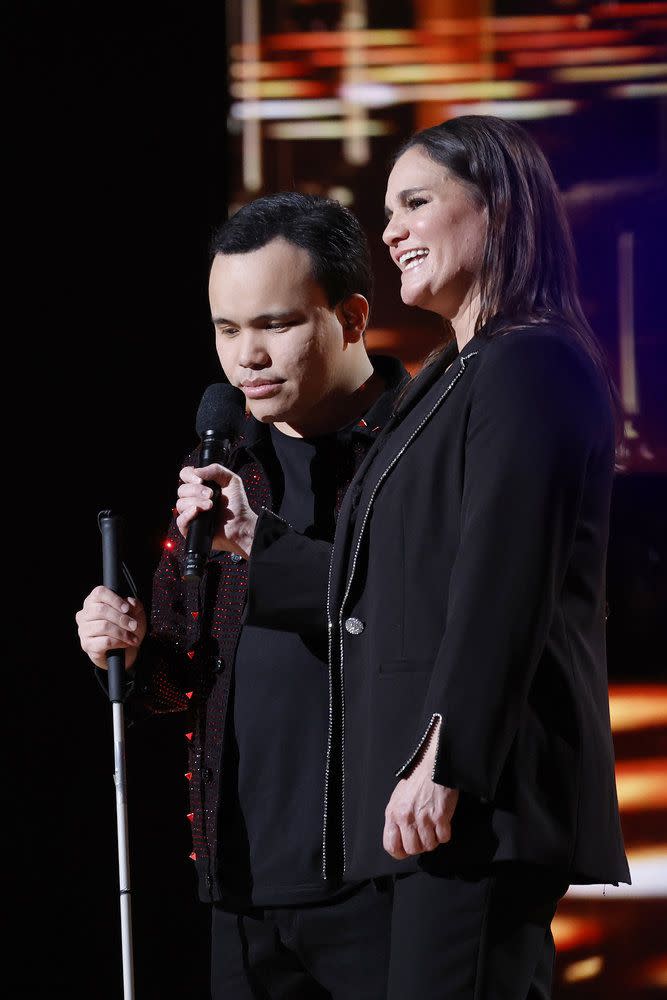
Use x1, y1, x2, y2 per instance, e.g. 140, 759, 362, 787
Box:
383, 718, 459, 859
75, 586, 147, 671
176, 463, 258, 559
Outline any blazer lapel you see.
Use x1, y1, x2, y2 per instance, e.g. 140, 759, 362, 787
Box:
329, 343, 483, 617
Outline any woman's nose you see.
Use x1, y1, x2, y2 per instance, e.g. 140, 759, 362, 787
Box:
382, 212, 407, 246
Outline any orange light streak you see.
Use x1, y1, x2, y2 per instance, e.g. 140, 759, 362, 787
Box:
512, 45, 665, 68
391, 81, 536, 102
609, 684, 667, 732
266, 121, 390, 140
562, 956, 604, 983
361, 63, 510, 83
551, 915, 604, 951
310, 45, 481, 67
409, 18, 487, 36
449, 99, 578, 119
555, 62, 667, 81
264, 30, 420, 51
231, 81, 331, 99
424, 15, 589, 34
489, 14, 591, 32
614, 758, 667, 810
492, 29, 635, 51
231, 60, 307, 80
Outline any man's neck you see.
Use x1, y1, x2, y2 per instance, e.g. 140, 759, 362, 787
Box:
274, 360, 385, 439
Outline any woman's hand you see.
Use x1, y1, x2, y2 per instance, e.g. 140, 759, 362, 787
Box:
176, 463, 258, 560
383, 719, 459, 859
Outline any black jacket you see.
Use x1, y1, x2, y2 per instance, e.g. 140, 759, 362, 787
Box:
248, 326, 631, 886
129, 354, 409, 901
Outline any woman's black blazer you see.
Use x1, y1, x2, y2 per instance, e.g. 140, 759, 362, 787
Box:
247, 325, 631, 887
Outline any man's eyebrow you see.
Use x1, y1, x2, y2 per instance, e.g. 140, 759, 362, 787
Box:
212, 311, 299, 326
384, 187, 429, 220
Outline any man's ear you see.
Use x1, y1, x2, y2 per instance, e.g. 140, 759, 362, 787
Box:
337, 293, 370, 344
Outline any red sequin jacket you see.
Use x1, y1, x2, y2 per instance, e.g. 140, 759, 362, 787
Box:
131, 356, 408, 902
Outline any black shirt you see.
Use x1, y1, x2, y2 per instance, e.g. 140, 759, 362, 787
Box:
219, 424, 347, 906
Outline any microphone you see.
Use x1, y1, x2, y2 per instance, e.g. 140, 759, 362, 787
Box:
182, 382, 246, 582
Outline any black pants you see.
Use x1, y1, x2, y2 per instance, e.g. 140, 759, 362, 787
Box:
210, 879, 393, 1000
388, 866, 568, 1000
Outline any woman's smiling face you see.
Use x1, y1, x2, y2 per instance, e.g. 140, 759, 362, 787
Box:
383, 145, 488, 322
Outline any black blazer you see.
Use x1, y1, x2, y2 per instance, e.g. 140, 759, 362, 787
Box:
248, 327, 631, 887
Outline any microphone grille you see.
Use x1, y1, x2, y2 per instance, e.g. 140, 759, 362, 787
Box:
195, 382, 246, 438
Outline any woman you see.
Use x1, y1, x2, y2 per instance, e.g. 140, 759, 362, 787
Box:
321, 115, 630, 997
180, 116, 630, 998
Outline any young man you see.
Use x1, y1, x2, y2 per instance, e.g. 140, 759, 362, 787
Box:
76, 192, 409, 999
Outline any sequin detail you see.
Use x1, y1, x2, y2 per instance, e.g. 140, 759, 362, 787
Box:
136, 409, 393, 901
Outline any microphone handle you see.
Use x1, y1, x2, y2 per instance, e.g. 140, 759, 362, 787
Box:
100, 512, 127, 703
182, 432, 231, 582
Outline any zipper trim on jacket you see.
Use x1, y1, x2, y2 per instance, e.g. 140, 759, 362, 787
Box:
321, 568, 335, 877
394, 712, 443, 779
259, 505, 292, 529
328, 351, 478, 876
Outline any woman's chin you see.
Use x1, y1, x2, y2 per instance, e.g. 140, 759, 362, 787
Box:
400, 282, 429, 309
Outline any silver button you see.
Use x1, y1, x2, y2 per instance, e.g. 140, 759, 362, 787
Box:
230, 552, 243, 564
344, 617, 365, 635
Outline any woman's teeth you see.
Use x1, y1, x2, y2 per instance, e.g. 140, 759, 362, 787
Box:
400, 249, 429, 270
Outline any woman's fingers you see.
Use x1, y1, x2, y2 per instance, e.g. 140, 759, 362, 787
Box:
434, 817, 453, 844
383, 820, 408, 860
383, 769, 459, 859
416, 817, 439, 852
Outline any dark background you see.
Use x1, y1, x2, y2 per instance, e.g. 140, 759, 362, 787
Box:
10, 3, 224, 996
8, 3, 665, 998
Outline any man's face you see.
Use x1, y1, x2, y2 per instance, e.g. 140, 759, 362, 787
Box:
209, 239, 348, 431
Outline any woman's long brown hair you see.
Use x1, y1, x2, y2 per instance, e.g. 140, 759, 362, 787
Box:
393, 115, 621, 427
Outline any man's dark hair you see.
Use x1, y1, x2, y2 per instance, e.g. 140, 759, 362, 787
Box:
209, 192, 373, 307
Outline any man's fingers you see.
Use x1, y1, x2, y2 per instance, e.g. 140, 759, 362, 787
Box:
178, 465, 201, 485
84, 585, 131, 616
175, 497, 212, 515
180, 463, 234, 487
195, 463, 235, 485
177, 482, 214, 501
77, 601, 139, 634
175, 500, 209, 539
85, 630, 140, 654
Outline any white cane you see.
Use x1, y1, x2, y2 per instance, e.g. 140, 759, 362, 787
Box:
100, 511, 136, 1000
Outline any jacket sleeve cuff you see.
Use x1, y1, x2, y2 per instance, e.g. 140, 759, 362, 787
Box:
394, 713, 444, 780
245, 507, 331, 635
